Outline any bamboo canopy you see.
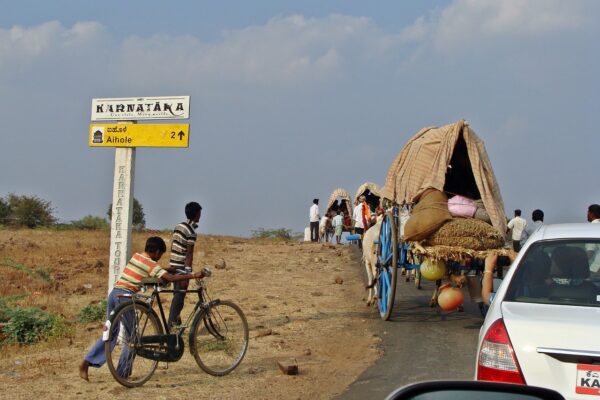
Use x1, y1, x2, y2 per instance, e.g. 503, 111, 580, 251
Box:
326, 188, 353, 217
354, 182, 382, 205
381, 120, 507, 235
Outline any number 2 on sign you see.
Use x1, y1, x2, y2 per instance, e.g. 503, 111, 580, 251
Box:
171, 132, 176, 139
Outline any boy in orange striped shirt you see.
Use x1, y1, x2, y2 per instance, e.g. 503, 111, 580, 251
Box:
79, 236, 206, 381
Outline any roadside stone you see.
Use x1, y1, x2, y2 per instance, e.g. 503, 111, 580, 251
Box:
215, 258, 227, 269
334, 276, 344, 284
247, 366, 263, 374
304, 349, 312, 356
310, 291, 323, 297
256, 329, 273, 338
277, 359, 299, 375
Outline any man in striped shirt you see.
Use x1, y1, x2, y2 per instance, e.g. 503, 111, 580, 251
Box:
79, 236, 206, 381
167, 201, 202, 328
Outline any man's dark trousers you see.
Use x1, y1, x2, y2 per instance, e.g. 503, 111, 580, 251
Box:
168, 280, 188, 327
310, 221, 319, 242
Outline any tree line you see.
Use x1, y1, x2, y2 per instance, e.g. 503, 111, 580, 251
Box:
0, 194, 146, 229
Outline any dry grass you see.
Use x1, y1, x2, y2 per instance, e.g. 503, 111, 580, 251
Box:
424, 218, 504, 250
0, 228, 380, 399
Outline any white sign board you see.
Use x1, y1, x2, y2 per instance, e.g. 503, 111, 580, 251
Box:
91, 96, 190, 121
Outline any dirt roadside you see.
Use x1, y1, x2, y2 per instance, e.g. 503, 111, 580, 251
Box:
0, 230, 381, 399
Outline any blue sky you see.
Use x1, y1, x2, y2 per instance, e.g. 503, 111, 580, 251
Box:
0, 0, 598, 235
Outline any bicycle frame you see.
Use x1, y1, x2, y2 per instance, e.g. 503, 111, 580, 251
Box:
140, 282, 211, 335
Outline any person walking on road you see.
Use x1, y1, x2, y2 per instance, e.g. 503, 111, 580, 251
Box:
332, 211, 344, 244
507, 209, 527, 252
353, 196, 367, 249
309, 199, 320, 242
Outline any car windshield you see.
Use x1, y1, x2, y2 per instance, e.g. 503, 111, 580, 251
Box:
504, 239, 600, 307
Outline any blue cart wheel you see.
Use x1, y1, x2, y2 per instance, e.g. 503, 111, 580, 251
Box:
377, 211, 398, 321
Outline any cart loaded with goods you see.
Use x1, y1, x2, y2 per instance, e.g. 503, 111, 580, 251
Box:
374, 120, 509, 320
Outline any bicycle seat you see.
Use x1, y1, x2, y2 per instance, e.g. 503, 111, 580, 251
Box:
141, 277, 161, 286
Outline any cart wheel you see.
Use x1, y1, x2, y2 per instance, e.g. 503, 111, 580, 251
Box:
377, 211, 398, 321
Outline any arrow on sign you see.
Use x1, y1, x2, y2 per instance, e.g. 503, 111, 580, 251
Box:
178, 131, 185, 140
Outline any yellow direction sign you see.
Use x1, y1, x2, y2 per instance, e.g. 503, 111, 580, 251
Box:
89, 124, 190, 147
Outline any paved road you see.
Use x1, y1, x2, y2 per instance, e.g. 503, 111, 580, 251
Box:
339, 248, 485, 399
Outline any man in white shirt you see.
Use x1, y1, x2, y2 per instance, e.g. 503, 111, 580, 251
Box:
331, 211, 344, 244
353, 198, 366, 249
309, 199, 320, 242
507, 209, 527, 252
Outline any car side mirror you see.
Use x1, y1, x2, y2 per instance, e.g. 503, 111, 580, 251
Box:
385, 381, 565, 400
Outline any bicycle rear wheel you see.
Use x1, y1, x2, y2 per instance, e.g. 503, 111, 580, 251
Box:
189, 300, 249, 376
104, 302, 163, 387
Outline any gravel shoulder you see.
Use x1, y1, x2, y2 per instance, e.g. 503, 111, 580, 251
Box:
0, 230, 381, 399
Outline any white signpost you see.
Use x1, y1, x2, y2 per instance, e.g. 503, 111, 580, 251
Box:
109, 144, 136, 291
90, 97, 190, 293
92, 96, 190, 121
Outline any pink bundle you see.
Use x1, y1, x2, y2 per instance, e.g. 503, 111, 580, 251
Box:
447, 195, 477, 218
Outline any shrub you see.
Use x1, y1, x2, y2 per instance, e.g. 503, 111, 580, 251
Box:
251, 228, 302, 241
0, 295, 28, 323
107, 197, 146, 229
0, 197, 10, 224
1, 258, 53, 283
79, 300, 107, 323
4, 194, 56, 228
71, 215, 109, 230
3, 307, 66, 344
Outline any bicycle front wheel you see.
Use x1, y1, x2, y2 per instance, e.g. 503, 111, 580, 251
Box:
104, 301, 163, 387
189, 300, 249, 376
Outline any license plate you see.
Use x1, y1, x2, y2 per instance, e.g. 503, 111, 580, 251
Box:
577, 364, 600, 395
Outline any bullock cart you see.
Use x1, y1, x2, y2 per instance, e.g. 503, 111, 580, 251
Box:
325, 188, 353, 232
373, 120, 508, 320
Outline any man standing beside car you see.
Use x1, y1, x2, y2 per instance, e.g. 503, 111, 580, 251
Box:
520, 209, 544, 246
586, 204, 600, 274
588, 204, 600, 224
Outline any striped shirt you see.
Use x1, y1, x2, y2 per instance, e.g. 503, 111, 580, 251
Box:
115, 253, 167, 293
170, 221, 197, 270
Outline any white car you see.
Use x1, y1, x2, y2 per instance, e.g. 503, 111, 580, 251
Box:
475, 223, 600, 400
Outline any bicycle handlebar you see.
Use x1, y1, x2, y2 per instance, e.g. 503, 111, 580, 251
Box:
173, 266, 212, 278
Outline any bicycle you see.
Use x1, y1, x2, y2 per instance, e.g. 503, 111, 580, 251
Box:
102, 270, 249, 387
